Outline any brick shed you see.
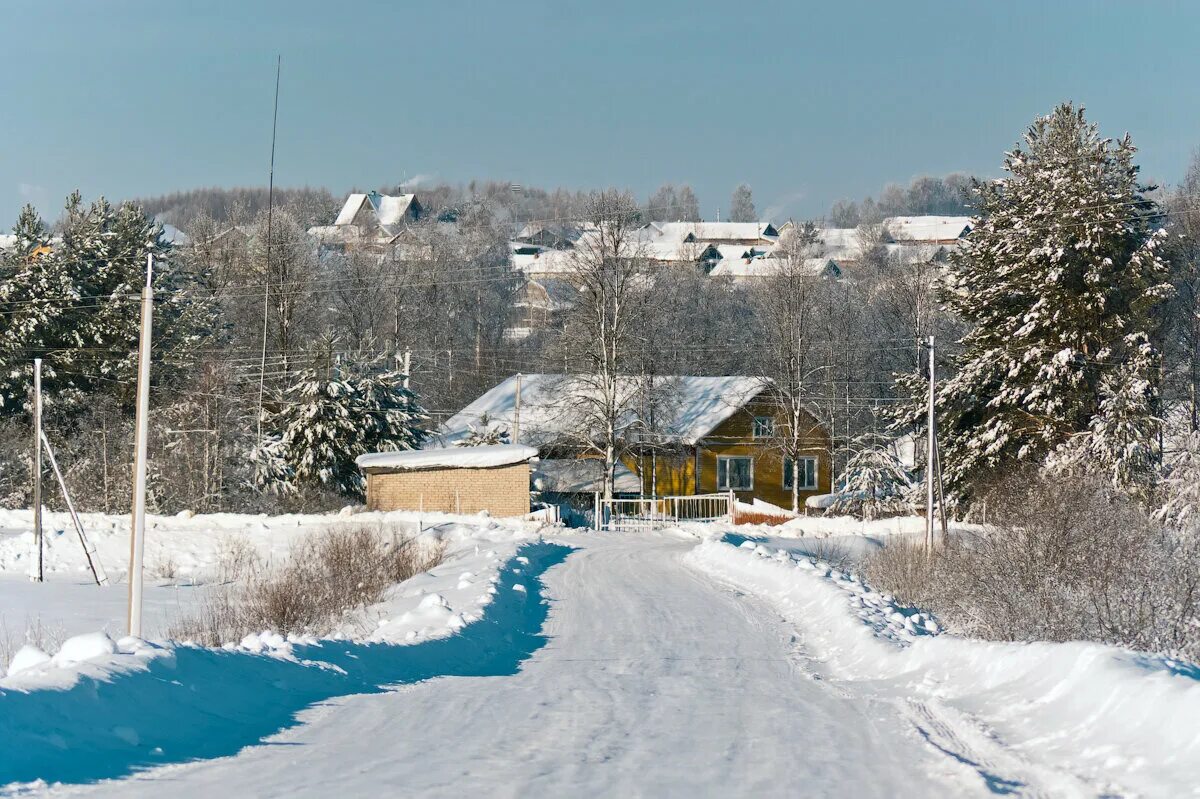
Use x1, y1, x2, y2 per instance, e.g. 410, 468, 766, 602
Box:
355, 444, 538, 517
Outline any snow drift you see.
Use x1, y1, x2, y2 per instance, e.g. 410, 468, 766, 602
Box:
686, 537, 1200, 797
0, 541, 571, 790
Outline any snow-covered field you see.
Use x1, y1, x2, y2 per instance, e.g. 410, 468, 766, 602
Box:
0, 512, 1196, 797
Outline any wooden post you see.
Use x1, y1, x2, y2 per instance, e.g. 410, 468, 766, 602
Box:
925, 335, 936, 554
128, 254, 154, 637
31, 358, 43, 583
593, 492, 601, 532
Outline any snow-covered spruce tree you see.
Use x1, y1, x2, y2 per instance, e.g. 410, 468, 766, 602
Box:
1156, 431, 1200, 528
0, 193, 215, 415
828, 434, 914, 520
454, 412, 510, 446
265, 354, 427, 499
935, 103, 1171, 498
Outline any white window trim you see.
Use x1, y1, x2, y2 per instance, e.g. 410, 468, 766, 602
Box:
784, 456, 819, 491
718, 456, 754, 491
752, 416, 774, 439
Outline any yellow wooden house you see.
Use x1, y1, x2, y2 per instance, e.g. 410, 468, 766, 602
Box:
434, 374, 831, 510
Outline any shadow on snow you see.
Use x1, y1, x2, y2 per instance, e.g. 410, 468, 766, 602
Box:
0, 541, 574, 788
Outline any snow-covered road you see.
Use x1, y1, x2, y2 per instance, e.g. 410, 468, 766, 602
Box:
65, 533, 957, 798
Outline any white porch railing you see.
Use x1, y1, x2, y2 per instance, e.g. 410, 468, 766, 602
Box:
594, 492, 734, 532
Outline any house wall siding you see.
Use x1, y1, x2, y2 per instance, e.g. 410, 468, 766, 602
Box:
365, 463, 531, 517
625, 395, 831, 509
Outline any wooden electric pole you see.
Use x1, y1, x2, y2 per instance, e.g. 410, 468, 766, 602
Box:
128, 254, 154, 637
925, 336, 936, 553
31, 358, 43, 583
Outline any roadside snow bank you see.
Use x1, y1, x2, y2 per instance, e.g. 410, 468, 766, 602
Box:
0, 537, 572, 789
685, 538, 1200, 796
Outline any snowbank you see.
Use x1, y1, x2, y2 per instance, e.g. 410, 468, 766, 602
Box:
685, 538, 1200, 796
0, 531, 570, 789
356, 444, 538, 471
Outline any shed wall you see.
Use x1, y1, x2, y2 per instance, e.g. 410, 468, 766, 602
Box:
365, 463, 531, 517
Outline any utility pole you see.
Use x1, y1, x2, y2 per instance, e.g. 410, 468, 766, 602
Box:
513, 373, 522, 443
925, 335, 937, 553
31, 358, 43, 583
128, 254, 154, 637
256, 54, 282, 441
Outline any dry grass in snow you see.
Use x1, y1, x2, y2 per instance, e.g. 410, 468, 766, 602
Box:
171, 523, 445, 645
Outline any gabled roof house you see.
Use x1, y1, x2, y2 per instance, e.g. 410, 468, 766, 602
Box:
309, 191, 424, 253
435, 374, 831, 507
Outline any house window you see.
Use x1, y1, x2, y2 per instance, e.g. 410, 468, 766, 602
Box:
783, 457, 818, 491
752, 416, 774, 438
718, 456, 753, 491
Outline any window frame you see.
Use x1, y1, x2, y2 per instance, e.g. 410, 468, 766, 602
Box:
783, 456, 818, 491
751, 416, 775, 439
717, 456, 754, 491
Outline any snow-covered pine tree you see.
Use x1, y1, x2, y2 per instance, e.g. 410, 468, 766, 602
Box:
936, 103, 1172, 498
454, 412, 510, 446
265, 353, 427, 499
828, 434, 915, 520
0, 193, 215, 415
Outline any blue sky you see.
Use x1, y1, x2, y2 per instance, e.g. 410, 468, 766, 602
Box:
2, 0, 1198, 225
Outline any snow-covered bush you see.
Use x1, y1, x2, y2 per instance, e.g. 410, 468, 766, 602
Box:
828, 435, 914, 520
1156, 432, 1200, 528
865, 471, 1200, 661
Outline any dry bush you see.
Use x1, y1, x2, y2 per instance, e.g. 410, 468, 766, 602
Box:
799, 538, 860, 571
0, 616, 66, 669
861, 538, 935, 602
863, 471, 1200, 661
733, 510, 794, 526
171, 523, 446, 646
215, 535, 260, 583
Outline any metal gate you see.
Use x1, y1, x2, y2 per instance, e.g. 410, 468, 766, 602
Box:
594, 492, 734, 532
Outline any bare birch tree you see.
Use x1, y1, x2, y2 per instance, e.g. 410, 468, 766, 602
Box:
559, 190, 649, 501
753, 221, 828, 512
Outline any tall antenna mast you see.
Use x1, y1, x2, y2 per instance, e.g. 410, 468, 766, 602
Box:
257, 54, 281, 441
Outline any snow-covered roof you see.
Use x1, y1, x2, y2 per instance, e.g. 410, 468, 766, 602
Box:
710, 256, 839, 279
655, 222, 779, 243
156, 221, 190, 247
333, 194, 370, 226
512, 248, 575, 274
374, 194, 419, 227
333, 192, 419, 229
356, 444, 538, 472
532, 459, 642, 494
437, 374, 767, 449
883, 216, 971, 243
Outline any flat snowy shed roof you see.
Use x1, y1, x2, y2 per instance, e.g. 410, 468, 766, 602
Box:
356, 444, 538, 472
